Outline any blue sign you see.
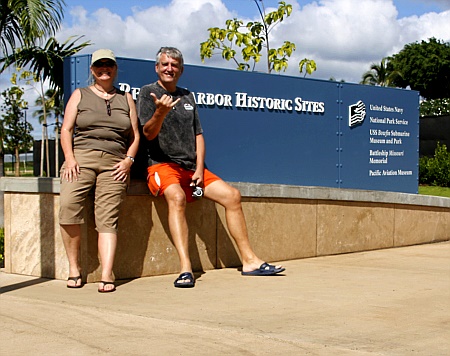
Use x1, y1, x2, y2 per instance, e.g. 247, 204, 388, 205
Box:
64, 55, 419, 193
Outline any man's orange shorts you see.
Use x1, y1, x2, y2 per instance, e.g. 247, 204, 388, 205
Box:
147, 163, 221, 202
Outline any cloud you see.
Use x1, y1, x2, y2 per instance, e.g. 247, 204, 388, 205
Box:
57, 0, 235, 62
271, 0, 450, 82
398, 11, 450, 46
56, 0, 449, 84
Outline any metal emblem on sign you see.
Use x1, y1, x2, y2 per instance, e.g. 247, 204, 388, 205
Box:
348, 100, 366, 127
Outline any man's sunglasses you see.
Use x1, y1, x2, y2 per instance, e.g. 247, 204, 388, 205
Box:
93, 59, 116, 68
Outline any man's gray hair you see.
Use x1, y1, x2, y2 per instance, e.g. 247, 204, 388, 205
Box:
156, 47, 184, 68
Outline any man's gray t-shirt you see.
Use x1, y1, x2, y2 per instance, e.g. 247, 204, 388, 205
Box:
137, 82, 203, 171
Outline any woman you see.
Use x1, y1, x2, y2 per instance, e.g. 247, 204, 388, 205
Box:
59, 49, 140, 293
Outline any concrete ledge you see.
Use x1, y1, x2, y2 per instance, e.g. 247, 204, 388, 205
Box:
231, 182, 450, 208
3, 177, 449, 208
2, 177, 449, 282
0, 177, 61, 194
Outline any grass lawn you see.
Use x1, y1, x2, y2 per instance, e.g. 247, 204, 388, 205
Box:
418, 185, 450, 198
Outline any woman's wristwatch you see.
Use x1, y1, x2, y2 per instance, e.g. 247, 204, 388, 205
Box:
126, 156, 135, 163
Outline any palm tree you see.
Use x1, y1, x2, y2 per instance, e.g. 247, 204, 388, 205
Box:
33, 88, 63, 176
0, 0, 65, 58
1, 36, 90, 176
0, 0, 65, 179
1, 36, 90, 94
360, 57, 402, 87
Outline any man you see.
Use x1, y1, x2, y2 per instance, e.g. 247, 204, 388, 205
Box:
137, 47, 285, 288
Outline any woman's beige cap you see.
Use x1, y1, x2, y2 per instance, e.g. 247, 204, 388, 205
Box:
91, 49, 116, 65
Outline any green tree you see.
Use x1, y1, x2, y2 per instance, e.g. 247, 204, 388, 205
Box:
420, 98, 450, 117
0, 0, 65, 58
3, 36, 90, 176
0, 0, 88, 177
360, 57, 401, 87
0, 86, 33, 176
388, 38, 450, 100
200, 0, 316, 75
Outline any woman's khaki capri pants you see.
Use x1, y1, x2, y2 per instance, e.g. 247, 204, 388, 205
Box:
59, 149, 128, 234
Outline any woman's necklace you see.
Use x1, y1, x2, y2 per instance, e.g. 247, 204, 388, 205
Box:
93, 84, 116, 98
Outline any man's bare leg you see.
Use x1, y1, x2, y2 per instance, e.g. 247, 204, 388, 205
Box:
164, 184, 194, 285
204, 180, 284, 273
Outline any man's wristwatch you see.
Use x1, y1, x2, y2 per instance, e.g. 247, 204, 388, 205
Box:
126, 156, 135, 163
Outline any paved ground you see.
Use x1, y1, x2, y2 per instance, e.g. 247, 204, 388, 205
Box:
1, 241, 449, 355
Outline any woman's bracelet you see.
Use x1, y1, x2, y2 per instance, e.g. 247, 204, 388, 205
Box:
126, 156, 135, 163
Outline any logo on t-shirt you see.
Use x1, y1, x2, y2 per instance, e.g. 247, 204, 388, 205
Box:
184, 103, 194, 110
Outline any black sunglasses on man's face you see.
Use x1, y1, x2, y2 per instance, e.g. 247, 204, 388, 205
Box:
93, 59, 116, 68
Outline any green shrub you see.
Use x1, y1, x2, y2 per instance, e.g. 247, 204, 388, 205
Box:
419, 156, 430, 185
419, 143, 450, 187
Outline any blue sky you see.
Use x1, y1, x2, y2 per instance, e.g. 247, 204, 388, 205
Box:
62, 0, 449, 22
